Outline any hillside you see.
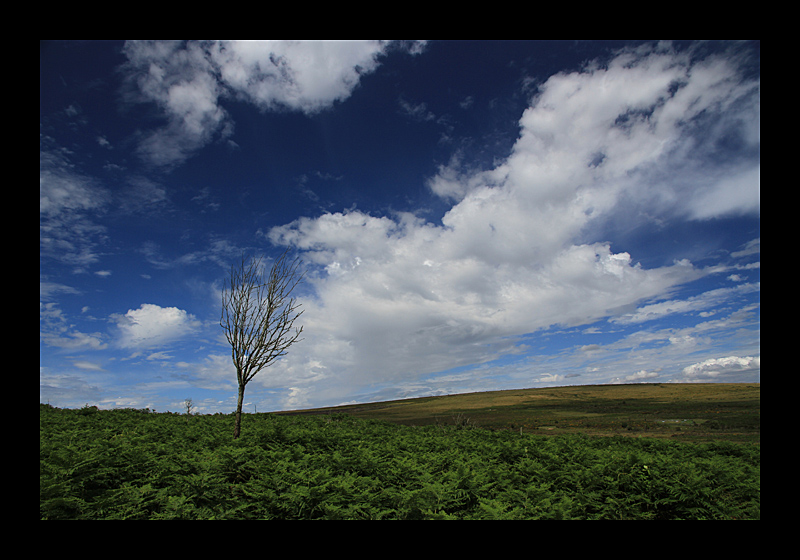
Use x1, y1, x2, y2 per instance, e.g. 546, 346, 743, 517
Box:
278, 383, 760, 443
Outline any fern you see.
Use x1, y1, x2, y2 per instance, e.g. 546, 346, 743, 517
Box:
40, 405, 759, 520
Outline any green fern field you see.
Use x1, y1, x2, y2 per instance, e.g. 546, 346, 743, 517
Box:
40, 386, 759, 520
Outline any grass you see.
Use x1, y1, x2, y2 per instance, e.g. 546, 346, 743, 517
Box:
278, 383, 760, 444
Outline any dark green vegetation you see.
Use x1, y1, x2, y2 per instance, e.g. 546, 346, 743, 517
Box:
41, 384, 759, 519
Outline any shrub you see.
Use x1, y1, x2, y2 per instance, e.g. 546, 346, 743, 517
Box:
40, 405, 760, 520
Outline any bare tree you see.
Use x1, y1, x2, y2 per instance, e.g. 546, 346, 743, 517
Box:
184, 398, 194, 416
221, 249, 304, 439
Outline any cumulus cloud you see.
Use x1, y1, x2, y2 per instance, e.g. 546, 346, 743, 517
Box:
209, 40, 389, 113
435, 43, 758, 219
266, 43, 759, 400
121, 40, 231, 168
682, 355, 760, 379
121, 40, 424, 168
271, 210, 697, 386
111, 303, 202, 349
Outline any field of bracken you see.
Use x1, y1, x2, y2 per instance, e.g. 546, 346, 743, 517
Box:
40, 384, 759, 519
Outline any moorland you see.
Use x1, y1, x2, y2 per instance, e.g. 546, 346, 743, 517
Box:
40, 383, 759, 520
282, 383, 760, 444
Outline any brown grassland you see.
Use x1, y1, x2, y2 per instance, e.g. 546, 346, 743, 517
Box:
279, 383, 760, 444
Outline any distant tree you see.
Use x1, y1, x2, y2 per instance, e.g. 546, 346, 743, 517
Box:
184, 398, 194, 416
221, 250, 304, 439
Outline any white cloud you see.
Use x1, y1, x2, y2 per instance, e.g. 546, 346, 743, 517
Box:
40, 281, 80, 301
271, 209, 699, 387
682, 355, 760, 379
121, 41, 228, 168
40, 145, 109, 268
537, 373, 565, 384
72, 360, 106, 372
39, 157, 106, 217
111, 303, 202, 349
282, 387, 311, 411
688, 165, 760, 219
121, 40, 424, 168
732, 237, 760, 258
209, 40, 389, 113
612, 282, 760, 325
40, 327, 107, 351
612, 370, 660, 384
461, 44, 757, 218
40, 301, 108, 351
266, 44, 758, 401
398, 97, 436, 122
176, 353, 238, 391
39, 369, 104, 407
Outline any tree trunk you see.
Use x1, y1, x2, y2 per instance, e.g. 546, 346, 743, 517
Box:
233, 383, 246, 439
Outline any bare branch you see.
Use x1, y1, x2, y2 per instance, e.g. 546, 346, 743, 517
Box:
220, 248, 304, 438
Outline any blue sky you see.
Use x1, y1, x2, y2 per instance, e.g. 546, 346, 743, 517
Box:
40, 40, 760, 413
